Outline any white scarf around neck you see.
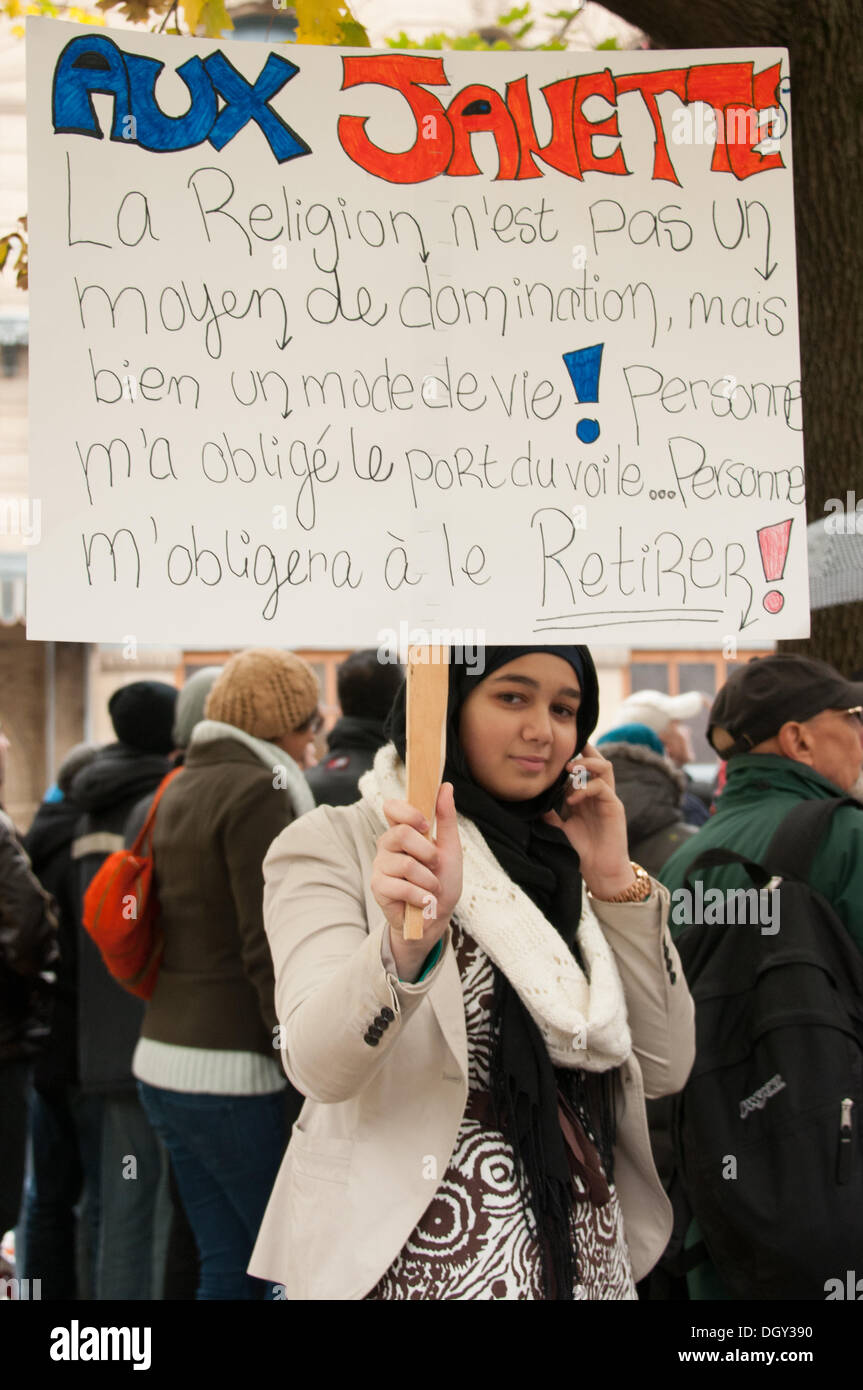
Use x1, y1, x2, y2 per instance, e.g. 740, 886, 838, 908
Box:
190, 719, 316, 818
359, 744, 632, 1073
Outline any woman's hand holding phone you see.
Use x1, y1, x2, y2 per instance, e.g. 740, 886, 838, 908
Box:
371, 782, 463, 982
542, 742, 635, 900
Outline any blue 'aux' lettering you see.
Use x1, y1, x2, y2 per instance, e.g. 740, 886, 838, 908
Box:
51, 35, 311, 164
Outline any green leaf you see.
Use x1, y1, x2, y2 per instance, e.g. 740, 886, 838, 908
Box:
498, 3, 531, 24
596, 37, 620, 49
337, 18, 370, 45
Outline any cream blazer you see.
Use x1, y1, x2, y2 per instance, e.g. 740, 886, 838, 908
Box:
248, 799, 695, 1300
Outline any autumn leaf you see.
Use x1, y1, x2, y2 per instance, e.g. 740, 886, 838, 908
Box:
181, 0, 203, 31
97, 0, 169, 20
0, 222, 29, 291
295, 0, 368, 47
199, 0, 232, 35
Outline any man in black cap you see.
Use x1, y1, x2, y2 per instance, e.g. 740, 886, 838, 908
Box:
655, 654, 863, 1301
660, 654, 863, 951
68, 680, 178, 1300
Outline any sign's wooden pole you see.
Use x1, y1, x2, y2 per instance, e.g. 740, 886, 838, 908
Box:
403, 645, 450, 941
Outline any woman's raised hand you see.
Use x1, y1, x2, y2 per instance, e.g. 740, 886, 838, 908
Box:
371, 782, 463, 983
541, 742, 636, 900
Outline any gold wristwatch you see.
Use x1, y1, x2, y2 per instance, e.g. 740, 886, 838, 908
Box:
591, 862, 652, 903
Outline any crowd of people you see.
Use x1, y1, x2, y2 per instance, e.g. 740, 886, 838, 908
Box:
0, 643, 860, 1300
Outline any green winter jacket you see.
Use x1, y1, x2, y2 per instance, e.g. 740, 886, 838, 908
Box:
659, 754, 863, 954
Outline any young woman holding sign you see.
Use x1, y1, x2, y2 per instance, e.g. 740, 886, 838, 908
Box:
249, 646, 695, 1300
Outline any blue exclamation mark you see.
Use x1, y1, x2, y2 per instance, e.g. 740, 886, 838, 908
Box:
563, 344, 604, 444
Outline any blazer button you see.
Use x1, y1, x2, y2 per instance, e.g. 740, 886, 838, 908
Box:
363, 1032, 379, 1047
380, 1007, 395, 1022
373, 1014, 389, 1030
367, 1024, 383, 1039
669, 971, 677, 984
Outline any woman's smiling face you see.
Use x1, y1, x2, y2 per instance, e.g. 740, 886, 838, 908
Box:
457, 653, 581, 801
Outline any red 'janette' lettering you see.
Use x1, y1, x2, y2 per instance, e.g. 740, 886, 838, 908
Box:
446, 83, 521, 179
615, 68, 687, 184
571, 69, 629, 177
338, 54, 453, 184
336, 55, 787, 185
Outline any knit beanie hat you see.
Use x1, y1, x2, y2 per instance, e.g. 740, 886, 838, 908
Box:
204, 649, 319, 740
108, 681, 178, 754
596, 722, 665, 756
173, 666, 223, 749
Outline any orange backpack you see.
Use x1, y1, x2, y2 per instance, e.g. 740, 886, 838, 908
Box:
82, 767, 182, 1000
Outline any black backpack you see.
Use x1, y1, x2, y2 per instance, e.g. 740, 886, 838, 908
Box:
670, 796, 863, 1300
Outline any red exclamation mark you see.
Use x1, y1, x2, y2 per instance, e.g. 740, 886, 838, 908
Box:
757, 519, 793, 613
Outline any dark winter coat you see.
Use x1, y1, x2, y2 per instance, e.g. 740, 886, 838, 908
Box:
0, 815, 59, 1062
305, 716, 390, 808
23, 797, 84, 1087
600, 742, 699, 877
69, 743, 173, 1093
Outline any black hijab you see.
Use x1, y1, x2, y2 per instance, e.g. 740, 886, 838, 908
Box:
384, 645, 615, 1299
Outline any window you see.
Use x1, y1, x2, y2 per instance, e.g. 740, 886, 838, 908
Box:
628, 649, 773, 764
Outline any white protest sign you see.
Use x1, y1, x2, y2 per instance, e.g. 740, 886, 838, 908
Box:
25, 19, 807, 646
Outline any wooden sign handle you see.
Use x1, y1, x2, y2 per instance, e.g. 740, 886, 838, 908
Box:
404, 645, 449, 941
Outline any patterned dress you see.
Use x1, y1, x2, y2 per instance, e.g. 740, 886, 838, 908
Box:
365, 923, 637, 1300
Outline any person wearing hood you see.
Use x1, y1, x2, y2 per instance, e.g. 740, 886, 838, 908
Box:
616, 690, 712, 827
306, 650, 405, 808
595, 724, 699, 878
69, 680, 178, 1301
123, 666, 224, 847
249, 646, 695, 1300
134, 649, 319, 1301
21, 742, 102, 1299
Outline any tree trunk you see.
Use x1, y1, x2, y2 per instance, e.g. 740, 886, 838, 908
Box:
607, 1, 862, 670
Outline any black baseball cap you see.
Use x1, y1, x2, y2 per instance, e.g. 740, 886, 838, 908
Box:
708, 654, 863, 757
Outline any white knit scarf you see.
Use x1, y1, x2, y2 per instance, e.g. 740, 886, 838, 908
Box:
190, 720, 316, 818
359, 744, 632, 1073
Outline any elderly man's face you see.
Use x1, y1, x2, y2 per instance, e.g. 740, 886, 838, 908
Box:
801, 707, 863, 793
662, 720, 694, 767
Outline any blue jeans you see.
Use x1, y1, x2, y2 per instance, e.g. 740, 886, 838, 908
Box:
96, 1093, 171, 1300
137, 1083, 288, 1301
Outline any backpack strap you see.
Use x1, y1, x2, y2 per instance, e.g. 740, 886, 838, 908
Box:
762, 796, 863, 882
130, 767, 183, 857
680, 795, 862, 893
682, 846, 773, 894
